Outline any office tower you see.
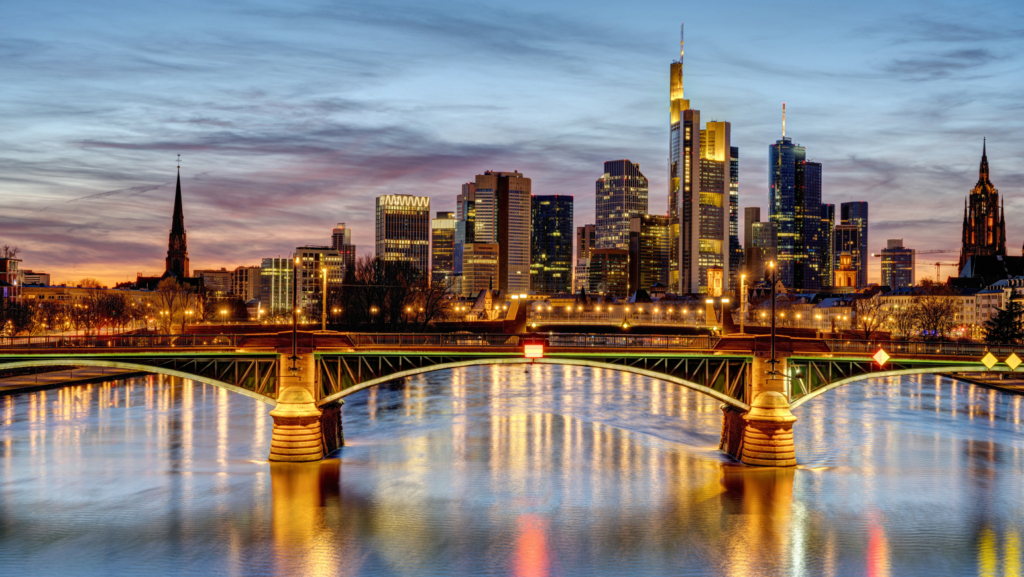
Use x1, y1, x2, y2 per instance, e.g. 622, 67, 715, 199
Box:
472, 171, 532, 295
453, 183, 476, 279
576, 224, 596, 261
530, 195, 573, 294
743, 207, 760, 276
588, 249, 629, 298
840, 201, 869, 288
331, 223, 357, 276
596, 160, 648, 250
769, 110, 823, 291
729, 146, 742, 292
668, 26, 733, 296
959, 140, 1007, 271
628, 215, 672, 293
375, 195, 431, 274
260, 257, 294, 316
461, 243, 499, 297
749, 222, 778, 281
820, 204, 835, 289
164, 164, 190, 279
230, 266, 262, 301
431, 211, 456, 283
295, 246, 345, 314
881, 239, 915, 289
833, 224, 860, 287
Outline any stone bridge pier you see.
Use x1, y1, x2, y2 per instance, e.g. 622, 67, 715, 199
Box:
268, 348, 343, 462
721, 336, 798, 467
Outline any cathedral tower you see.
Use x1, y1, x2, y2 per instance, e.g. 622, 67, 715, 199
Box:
959, 140, 1006, 271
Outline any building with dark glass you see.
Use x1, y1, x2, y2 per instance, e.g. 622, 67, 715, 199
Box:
729, 146, 742, 292
576, 224, 596, 261
452, 182, 476, 283
628, 215, 671, 294
530, 195, 573, 294
840, 201, 869, 288
769, 133, 823, 290
881, 239, 915, 289
596, 160, 648, 250
588, 249, 629, 298
819, 204, 834, 288
331, 223, 357, 277
749, 222, 778, 281
833, 224, 860, 287
431, 211, 456, 283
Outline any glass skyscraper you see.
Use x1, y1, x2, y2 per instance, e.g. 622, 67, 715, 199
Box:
595, 160, 648, 250
881, 239, 915, 289
530, 195, 574, 294
840, 201, 869, 288
769, 135, 823, 290
431, 211, 456, 283
375, 194, 431, 274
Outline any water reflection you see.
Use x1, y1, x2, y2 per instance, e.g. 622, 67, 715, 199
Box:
2, 369, 1024, 576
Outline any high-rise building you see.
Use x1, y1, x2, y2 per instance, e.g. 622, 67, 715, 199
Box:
295, 246, 345, 315
833, 224, 860, 288
431, 211, 456, 283
164, 165, 190, 279
820, 204, 835, 289
728, 146, 742, 292
331, 223, 357, 276
959, 140, 1007, 271
588, 249, 629, 298
881, 239, 915, 289
472, 171, 532, 295
668, 26, 733, 296
749, 222, 778, 281
840, 201, 869, 288
375, 195, 431, 274
230, 266, 261, 301
461, 243, 499, 297
576, 224, 596, 261
743, 207, 760, 277
769, 113, 823, 291
596, 160, 648, 250
452, 183, 476, 281
530, 195, 573, 294
628, 215, 671, 293
260, 257, 294, 317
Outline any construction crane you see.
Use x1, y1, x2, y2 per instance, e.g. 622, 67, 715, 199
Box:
870, 249, 958, 280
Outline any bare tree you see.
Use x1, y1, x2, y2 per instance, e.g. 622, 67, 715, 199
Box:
155, 278, 189, 334
852, 296, 887, 340
913, 283, 960, 340
884, 302, 918, 339
0, 245, 20, 259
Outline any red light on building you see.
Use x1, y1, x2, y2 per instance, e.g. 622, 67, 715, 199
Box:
524, 344, 544, 358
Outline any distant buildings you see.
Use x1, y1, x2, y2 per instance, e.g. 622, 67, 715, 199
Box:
295, 246, 345, 314
20, 270, 50, 286
375, 194, 431, 274
749, 222, 778, 281
820, 204, 835, 287
576, 224, 596, 261
194, 268, 231, 295
628, 214, 671, 293
833, 224, 860, 287
230, 266, 261, 302
959, 141, 1008, 272
431, 212, 456, 283
472, 171, 532, 295
596, 160, 648, 250
881, 239, 915, 289
0, 257, 22, 301
530, 195, 573, 294
840, 201, 869, 288
588, 249, 629, 298
461, 243, 498, 297
769, 117, 823, 290
743, 207, 760, 277
260, 257, 293, 316
331, 223, 357, 276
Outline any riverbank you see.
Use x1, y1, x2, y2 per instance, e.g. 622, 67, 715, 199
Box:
0, 367, 143, 396
948, 372, 1024, 395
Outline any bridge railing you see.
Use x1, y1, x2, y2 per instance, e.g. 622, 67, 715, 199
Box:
0, 334, 243, 349
545, 334, 719, 350
825, 339, 1022, 358
349, 333, 719, 350
350, 333, 526, 347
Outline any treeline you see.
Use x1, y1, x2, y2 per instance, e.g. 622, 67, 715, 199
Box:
326, 256, 453, 331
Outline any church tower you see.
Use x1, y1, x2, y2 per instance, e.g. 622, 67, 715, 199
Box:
959, 140, 1006, 271
164, 162, 190, 278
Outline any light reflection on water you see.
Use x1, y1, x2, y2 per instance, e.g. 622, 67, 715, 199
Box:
0, 367, 1023, 576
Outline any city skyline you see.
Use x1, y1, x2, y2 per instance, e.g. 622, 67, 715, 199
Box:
2, 1, 1022, 286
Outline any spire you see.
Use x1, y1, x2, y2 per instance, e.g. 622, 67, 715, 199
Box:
979, 138, 990, 183
679, 23, 684, 96
171, 163, 185, 235
782, 103, 786, 138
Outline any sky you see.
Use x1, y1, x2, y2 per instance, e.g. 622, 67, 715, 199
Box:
2, 0, 1023, 287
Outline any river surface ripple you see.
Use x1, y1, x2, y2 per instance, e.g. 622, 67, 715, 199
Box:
1, 365, 1023, 576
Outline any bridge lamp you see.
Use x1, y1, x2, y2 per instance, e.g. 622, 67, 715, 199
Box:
524, 343, 544, 358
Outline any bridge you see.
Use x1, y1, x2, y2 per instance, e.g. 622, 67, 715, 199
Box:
2, 331, 1021, 466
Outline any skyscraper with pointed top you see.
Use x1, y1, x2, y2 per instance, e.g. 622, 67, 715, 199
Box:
164, 164, 190, 278
959, 139, 1006, 272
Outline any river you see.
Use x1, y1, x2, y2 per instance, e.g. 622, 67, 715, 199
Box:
1, 365, 1022, 576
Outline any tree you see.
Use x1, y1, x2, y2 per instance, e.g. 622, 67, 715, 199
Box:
884, 301, 918, 339
984, 289, 1024, 344
154, 278, 189, 334
0, 301, 36, 336
77, 278, 102, 288
0, 244, 20, 259
913, 283, 960, 340
853, 296, 887, 340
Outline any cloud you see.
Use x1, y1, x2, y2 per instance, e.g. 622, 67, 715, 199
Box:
884, 48, 1002, 80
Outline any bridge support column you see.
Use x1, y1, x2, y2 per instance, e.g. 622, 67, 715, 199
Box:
740, 354, 798, 467
269, 353, 324, 462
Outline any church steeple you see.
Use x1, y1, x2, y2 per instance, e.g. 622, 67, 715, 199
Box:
164, 158, 190, 278
978, 138, 990, 184
960, 140, 1005, 271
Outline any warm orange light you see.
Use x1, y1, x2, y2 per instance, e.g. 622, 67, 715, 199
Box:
524, 344, 544, 359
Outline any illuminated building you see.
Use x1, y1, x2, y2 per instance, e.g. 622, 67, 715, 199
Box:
769, 109, 823, 291
260, 257, 294, 316
743, 207, 760, 277
834, 251, 857, 288
431, 211, 456, 283
881, 239, 915, 289
576, 224, 596, 260
668, 25, 734, 296
331, 223, 357, 276
959, 140, 1008, 272
573, 258, 590, 293
820, 204, 835, 288
840, 201, 869, 288
375, 194, 431, 274
20, 270, 49, 286
728, 146, 742, 291
596, 160, 648, 250
164, 164, 190, 279
230, 266, 261, 301
530, 195, 573, 294
628, 214, 671, 293
453, 183, 476, 278
295, 246, 345, 314
588, 249, 629, 298
461, 243, 499, 297
749, 222, 778, 281
833, 224, 860, 288
0, 257, 22, 302
472, 171, 532, 295
194, 268, 231, 295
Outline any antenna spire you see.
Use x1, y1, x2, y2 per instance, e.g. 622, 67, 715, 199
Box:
782, 103, 786, 138
177, 153, 180, 170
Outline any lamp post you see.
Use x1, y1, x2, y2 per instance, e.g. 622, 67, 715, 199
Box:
768, 260, 778, 380
740, 273, 746, 334
321, 267, 327, 331
290, 255, 299, 371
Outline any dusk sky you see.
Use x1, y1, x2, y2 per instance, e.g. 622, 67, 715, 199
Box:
2, 0, 1022, 286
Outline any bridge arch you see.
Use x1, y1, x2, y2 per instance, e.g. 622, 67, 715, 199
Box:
789, 365, 1016, 410
316, 357, 750, 410
0, 359, 276, 405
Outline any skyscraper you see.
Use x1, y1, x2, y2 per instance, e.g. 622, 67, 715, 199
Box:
959, 140, 1007, 271
881, 239, 915, 289
668, 26, 733, 296
461, 243, 498, 297
375, 195, 431, 274
576, 224, 596, 261
453, 183, 476, 280
840, 201, 869, 288
164, 165, 189, 279
750, 222, 778, 281
729, 146, 742, 291
628, 214, 671, 293
588, 249, 629, 298
431, 211, 456, 283
820, 204, 835, 288
769, 110, 823, 290
530, 195, 573, 294
472, 171, 532, 295
331, 223, 357, 277
596, 160, 648, 250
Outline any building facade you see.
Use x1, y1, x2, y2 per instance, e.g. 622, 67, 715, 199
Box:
588, 249, 629, 298
0, 258, 22, 302
595, 160, 648, 250
530, 195, 573, 294
165, 166, 190, 279
840, 201, 869, 288
431, 211, 456, 283
461, 243, 499, 298
230, 266, 262, 301
959, 141, 1007, 272
628, 215, 671, 293
820, 203, 835, 288
260, 257, 294, 317
769, 132, 823, 290
749, 222, 778, 281
472, 171, 532, 295
331, 223, 357, 277
881, 239, 915, 289
194, 268, 230, 295
576, 224, 596, 261
295, 246, 345, 316
833, 224, 860, 288
375, 194, 431, 274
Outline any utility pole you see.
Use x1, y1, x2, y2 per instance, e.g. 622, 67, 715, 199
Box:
321, 267, 327, 331
769, 261, 778, 380
740, 273, 746, 334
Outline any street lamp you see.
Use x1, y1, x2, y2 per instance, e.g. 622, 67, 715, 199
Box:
220, 309, 227, 329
